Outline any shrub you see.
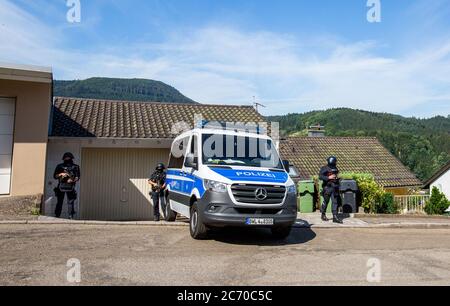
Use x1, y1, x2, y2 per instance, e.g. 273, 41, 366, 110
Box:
425, 187, 450, 216
313, 172, 395, 214
340, 172, 385, 213
375, 192, 398, 214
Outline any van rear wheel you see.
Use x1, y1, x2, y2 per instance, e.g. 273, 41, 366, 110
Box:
190, 203, 208, 240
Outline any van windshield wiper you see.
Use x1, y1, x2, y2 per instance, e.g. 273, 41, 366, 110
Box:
269, 168, 285, 172
208, 165, 233, 169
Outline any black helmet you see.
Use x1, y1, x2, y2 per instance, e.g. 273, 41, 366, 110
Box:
327, 156, 337, 167
156, 163, 166, 171
62, 152, 75, 161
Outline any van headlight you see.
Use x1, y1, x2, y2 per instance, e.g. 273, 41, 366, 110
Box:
287, 185, 297, 195
204, 179, 229, 193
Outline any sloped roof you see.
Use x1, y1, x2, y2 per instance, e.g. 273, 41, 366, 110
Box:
51, 97, 265, 139
280, 137, 422, 188
423, 160, 450, 188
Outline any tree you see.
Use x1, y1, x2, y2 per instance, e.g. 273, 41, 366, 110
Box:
425, 187, 450, 216
269, 108, 450, 181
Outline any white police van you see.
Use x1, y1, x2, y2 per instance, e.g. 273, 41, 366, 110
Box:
163, 123, 298, 240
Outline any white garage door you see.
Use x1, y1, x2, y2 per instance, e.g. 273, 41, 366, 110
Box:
0, 98, 15, 195
80, 148, 170, 221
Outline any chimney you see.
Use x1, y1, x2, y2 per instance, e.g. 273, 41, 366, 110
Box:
308, 124, 326, 138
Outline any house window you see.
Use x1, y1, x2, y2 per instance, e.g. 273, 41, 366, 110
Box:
0, 98, 15, 195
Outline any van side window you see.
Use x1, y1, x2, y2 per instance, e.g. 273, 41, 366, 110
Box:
191, 135, 198, 158
168, 137, 189, 169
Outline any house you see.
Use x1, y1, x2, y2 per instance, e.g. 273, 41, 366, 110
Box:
279, 136, 423, 195
45, 97, 266, 220
0, 63, 53, 201
1, 62, 425, 220
423, 161, 450, 199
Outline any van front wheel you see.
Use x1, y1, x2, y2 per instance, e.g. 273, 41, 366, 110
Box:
163, 196, 177, 222
190, 203, 208, 240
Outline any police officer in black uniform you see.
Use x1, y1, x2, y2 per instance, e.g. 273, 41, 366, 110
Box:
53, 153, 80, 219
319, 156, 343, 224
148, 163, 167, 222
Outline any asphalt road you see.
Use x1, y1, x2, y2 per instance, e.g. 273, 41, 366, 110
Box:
0, 224, 449, 286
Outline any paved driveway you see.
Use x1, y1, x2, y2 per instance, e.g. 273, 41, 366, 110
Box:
0, 224, 449, 286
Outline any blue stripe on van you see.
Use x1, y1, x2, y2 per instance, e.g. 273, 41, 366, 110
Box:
211, 168, 289, 184
166, 170, 206, 197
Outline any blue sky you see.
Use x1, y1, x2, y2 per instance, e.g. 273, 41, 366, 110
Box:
1, 0, 450, 117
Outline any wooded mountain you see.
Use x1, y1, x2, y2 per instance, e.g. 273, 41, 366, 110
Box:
54, 77, 196, 104
269, 108, 450, 181
53, 78, 448, 181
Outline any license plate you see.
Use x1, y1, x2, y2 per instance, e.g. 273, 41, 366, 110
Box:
245, 218, 274, 226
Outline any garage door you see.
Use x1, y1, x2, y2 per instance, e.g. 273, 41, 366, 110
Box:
0, 98, 15, 195
80, 148, 170, 221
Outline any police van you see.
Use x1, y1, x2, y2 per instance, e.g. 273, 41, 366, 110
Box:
163, 123, 298, 239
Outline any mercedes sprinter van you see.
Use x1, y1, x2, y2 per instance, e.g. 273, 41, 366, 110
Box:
163, 125, 297, 239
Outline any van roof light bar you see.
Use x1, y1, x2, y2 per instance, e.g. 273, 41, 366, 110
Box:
196, 120, 267, 135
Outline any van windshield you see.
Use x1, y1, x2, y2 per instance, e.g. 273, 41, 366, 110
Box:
201, 134, 283, 169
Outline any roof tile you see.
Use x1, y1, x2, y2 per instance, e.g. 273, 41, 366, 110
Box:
280, 137, 422, 188
51, 97, 265, 139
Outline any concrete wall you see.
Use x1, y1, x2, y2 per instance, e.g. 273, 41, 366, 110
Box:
431, 170, 450, 200
0, 79, 52, 197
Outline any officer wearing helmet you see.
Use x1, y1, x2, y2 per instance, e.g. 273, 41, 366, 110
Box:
148, 163, 167, 222
53, 152, 80, 219
319, 156, 343, 224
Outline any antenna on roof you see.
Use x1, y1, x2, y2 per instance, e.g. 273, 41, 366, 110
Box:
252, 96, 266, 112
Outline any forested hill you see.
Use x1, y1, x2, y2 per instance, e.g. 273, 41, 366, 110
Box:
54, 78, 196, 104
269, 108, 450, 181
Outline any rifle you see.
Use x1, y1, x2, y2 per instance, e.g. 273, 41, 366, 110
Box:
152, 179, 166, 193
58, 166, 77, 193
327, 169, 341, 190
155, 181, 163, 192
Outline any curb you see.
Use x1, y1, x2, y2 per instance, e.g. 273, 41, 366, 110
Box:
366, 223, 450, 229
354, 214, 450, 220
294, 223, 450, 229
1, 220, 449, 229
0, 220, 189, 227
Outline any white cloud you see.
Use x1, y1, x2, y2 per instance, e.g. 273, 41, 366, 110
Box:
0, 0, 449, 117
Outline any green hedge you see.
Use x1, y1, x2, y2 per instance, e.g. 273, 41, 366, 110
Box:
376, 192, 398, 214
313, 172, 397, 214
340, 173, 386, 214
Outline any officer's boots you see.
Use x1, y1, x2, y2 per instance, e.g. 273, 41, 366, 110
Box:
321, 213, 329, 222
333, 214, 343, 224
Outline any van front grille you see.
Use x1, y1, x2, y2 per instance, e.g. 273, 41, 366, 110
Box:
231, 184, 286, 205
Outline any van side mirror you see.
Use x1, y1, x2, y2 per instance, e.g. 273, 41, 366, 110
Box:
185, 154, 198, 170
282, 160, 290, 173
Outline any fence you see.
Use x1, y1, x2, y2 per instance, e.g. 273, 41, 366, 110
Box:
394, 195, 430, 214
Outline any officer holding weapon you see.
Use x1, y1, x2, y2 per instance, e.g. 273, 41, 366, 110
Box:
53, 152, 80, 219
148, 163, 167, 222
319, 156, 343, 224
